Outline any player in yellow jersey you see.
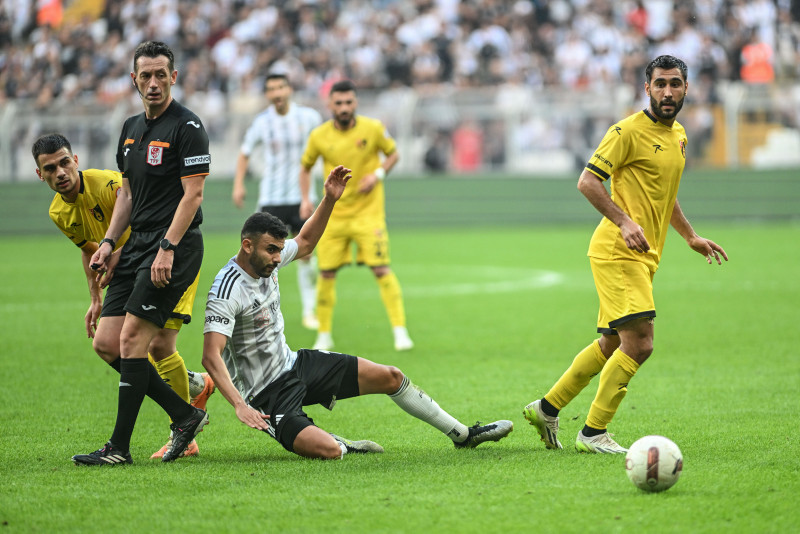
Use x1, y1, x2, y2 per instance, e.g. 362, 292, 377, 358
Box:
33, 133, 215, 459
299, 80, 413, 352
522, 55, 728, 454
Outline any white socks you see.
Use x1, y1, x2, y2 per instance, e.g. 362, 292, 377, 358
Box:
296, 258, 317, 318
390, 376, 469, 443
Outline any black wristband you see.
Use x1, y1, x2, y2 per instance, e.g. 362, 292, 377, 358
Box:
99, 238, 116, 250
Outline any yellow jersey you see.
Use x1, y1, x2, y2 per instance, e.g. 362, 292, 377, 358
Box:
48, 169, 131, 251
301, 115, 397, 219
585, 109, 687, 272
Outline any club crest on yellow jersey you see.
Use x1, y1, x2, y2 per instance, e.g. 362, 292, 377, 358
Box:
90, 204, 105, 222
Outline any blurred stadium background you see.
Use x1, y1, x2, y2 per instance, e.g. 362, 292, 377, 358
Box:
2, 0, 799, 189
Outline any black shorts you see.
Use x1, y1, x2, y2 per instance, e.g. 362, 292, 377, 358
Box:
260, 204, 306, 235
248, 349, 360, 453
101, 227, 203, 328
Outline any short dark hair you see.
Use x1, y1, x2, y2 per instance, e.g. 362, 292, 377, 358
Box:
241, 212, 289, 243
32, 133, 71, 164
329, 79, 356, 95
133, 40, 175, 73
266, 73, 289, 84
645, 55, 688, 83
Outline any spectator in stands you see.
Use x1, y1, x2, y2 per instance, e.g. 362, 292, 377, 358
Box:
740, 30, 775, 84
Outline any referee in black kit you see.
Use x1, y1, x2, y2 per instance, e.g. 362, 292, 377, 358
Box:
73, 41, 210, 466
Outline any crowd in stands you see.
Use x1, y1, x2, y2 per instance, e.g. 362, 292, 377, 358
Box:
3, 0, 799, 109
3, 0, 800, 175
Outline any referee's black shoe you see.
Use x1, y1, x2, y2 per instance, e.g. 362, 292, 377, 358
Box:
72, 441, 133, 466
163, 407, 209, 462
454, 420, 514, 449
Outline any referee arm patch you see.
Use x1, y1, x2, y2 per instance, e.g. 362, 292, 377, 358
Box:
184, 155, 211, 167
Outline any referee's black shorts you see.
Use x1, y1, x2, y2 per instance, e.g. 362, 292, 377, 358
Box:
248, 349, 360, 453
101, 227, 203, 328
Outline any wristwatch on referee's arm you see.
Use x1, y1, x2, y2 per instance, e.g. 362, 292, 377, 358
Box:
159, 238, 177, 252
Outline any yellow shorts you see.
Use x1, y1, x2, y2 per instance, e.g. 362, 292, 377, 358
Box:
317, 216, 390, 270
164, 273, 200, 331
589, 258, 655, 334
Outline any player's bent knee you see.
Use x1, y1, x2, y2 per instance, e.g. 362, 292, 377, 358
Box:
292, 428, 342, 460
148, 337, 177, 360
92, 337, 118, 363
372, 266, 390, 277
384, 365, 404, 391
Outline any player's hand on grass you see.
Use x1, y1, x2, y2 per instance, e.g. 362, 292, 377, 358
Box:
688, 235, 728, 265
236, 404, 270, 431
620, 219, 650, 253
324, 165, 351, 201
84, 302, 102, 338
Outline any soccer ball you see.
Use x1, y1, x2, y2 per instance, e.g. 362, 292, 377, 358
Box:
625, 435, 683, 493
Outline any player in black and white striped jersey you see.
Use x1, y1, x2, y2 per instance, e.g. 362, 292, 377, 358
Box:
205, 165, 513, 459
232, 73, 323, 331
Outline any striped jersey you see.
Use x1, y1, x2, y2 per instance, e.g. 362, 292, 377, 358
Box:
203, 239, 300, 400
585, 109, 687, 273
240, 103, 322, 207
48, 169, 131, 251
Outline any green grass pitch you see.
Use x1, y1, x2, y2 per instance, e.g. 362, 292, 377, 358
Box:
0, 170, 798, 532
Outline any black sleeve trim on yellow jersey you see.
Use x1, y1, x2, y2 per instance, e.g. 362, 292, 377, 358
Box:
75, 239, 88, 248
586, 163, 610, 181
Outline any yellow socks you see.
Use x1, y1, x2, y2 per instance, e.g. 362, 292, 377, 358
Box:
545, 340, 607, 410
376, 271, 406, 328
316, 272, 406, 333
586, 348, 640, 430
316, 276, 336, 333
148, 351, 190, 403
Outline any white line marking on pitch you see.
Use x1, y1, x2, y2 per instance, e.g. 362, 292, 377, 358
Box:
403, 267, 565, 298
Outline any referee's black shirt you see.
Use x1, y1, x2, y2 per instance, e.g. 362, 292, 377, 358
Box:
116, 100, 210, 232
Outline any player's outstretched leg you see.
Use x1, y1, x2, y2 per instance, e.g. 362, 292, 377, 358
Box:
331, 434, 384, 454
523, 398, 562, 450
387, 374, 512, 448
453, 420, 514, 449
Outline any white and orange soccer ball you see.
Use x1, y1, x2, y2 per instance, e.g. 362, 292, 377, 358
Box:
625, 435, 683, 492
